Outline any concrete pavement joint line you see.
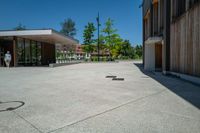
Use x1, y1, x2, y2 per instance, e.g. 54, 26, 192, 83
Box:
12, 110, 44, 133
47, 89, 166, 133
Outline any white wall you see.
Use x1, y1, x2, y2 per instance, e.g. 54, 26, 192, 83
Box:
144, 43, 155, 71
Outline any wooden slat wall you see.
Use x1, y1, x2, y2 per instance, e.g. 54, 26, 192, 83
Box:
144, 12, 151, 40
170, 4, 200, 77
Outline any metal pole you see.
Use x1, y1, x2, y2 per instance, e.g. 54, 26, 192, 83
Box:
97, 12, 100, 62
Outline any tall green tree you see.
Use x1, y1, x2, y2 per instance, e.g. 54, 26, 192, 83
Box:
102, 18, 118, 58
14, 23, 26, 30
121, 40, 132, 57
135, 45, 143, 58
98, 34, 106, 52
102, 18, 117, 46
83, 23, 96, 45
82, 22, 96, 54
60, 18, 77, 37
109, 34, 123, 58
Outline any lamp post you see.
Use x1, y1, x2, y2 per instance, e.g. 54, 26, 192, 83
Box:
96, 12, 100, 62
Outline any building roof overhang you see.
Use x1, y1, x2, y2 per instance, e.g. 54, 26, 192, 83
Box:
145, 37, 163, 45
0, 29, 78, 45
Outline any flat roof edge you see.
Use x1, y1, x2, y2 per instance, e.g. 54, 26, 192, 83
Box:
0, 29, 52, 36
52, 30, 79, 43
0, 29, 79, 43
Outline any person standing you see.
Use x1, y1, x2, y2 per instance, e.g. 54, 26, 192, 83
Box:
4, 51, 12, 68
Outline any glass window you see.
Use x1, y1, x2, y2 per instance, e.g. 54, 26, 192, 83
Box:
17, 38, 43, 66
25, 39, 31, 64
17, 38, 24, 65
31, 41, 37, 65
37, 42, 42, 65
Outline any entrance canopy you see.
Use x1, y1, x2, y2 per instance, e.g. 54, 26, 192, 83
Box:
0, 29, 78, 45
145, 37, 163, 45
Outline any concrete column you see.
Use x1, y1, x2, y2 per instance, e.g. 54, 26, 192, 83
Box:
143, 19, 145, 66
144, 43, 155, 71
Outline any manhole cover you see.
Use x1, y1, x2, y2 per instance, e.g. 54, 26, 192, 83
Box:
0, 101, 25, 112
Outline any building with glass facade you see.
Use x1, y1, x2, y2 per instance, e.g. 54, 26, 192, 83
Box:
0, 29, 78, 67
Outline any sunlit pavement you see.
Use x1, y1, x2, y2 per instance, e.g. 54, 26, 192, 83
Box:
0, 61, 200, 133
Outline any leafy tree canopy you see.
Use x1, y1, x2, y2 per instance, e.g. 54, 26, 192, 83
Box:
82, 44, 95, 54
60, 18, 77, 38
101, 18, 121, 58
81, 17, 143, 60
83, 22, 96, 45
102, 18, 117, 36
82, 22, 96, 54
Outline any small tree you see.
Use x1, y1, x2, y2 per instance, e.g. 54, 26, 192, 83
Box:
102, 18, 118, 59
60, 18, 77, 38
109, 34, 123, 58
82, 22, 96, 55
83, 23, 96, 45
98, 34, 106, 53
121, 40, 132, 57
135, 45, 143, 58
14, 23, 26, 30
102, 18, 117, 46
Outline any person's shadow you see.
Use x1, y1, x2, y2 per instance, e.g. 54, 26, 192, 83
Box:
134, 62, 200, 109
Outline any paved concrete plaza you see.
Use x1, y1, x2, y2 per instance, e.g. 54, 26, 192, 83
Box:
0, 61, 200, 133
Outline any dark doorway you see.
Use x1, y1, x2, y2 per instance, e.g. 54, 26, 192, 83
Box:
155, 43, 162, 70
0, 46, 5, 67
0, 39, 14, 67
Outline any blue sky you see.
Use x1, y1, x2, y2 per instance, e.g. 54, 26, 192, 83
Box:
0, 0, 142, 45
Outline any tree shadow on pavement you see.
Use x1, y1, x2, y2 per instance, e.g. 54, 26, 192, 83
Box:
134, 63, 200, 109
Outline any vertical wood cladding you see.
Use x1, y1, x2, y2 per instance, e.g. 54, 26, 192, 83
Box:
153, 2, 159, 35
170, 4, 200, 77
144, 12, 151, 40
41, 43, 56, 65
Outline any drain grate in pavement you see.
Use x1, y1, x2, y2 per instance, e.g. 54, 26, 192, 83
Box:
106, 76, 117, 78
106, 74, 125, 81
112, 77, 125, 81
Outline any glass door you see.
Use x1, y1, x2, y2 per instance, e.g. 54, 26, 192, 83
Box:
17, 38, 25, 66
25, 39, 31, 65
36, 42, 42, 65
31, 41, 37, 65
